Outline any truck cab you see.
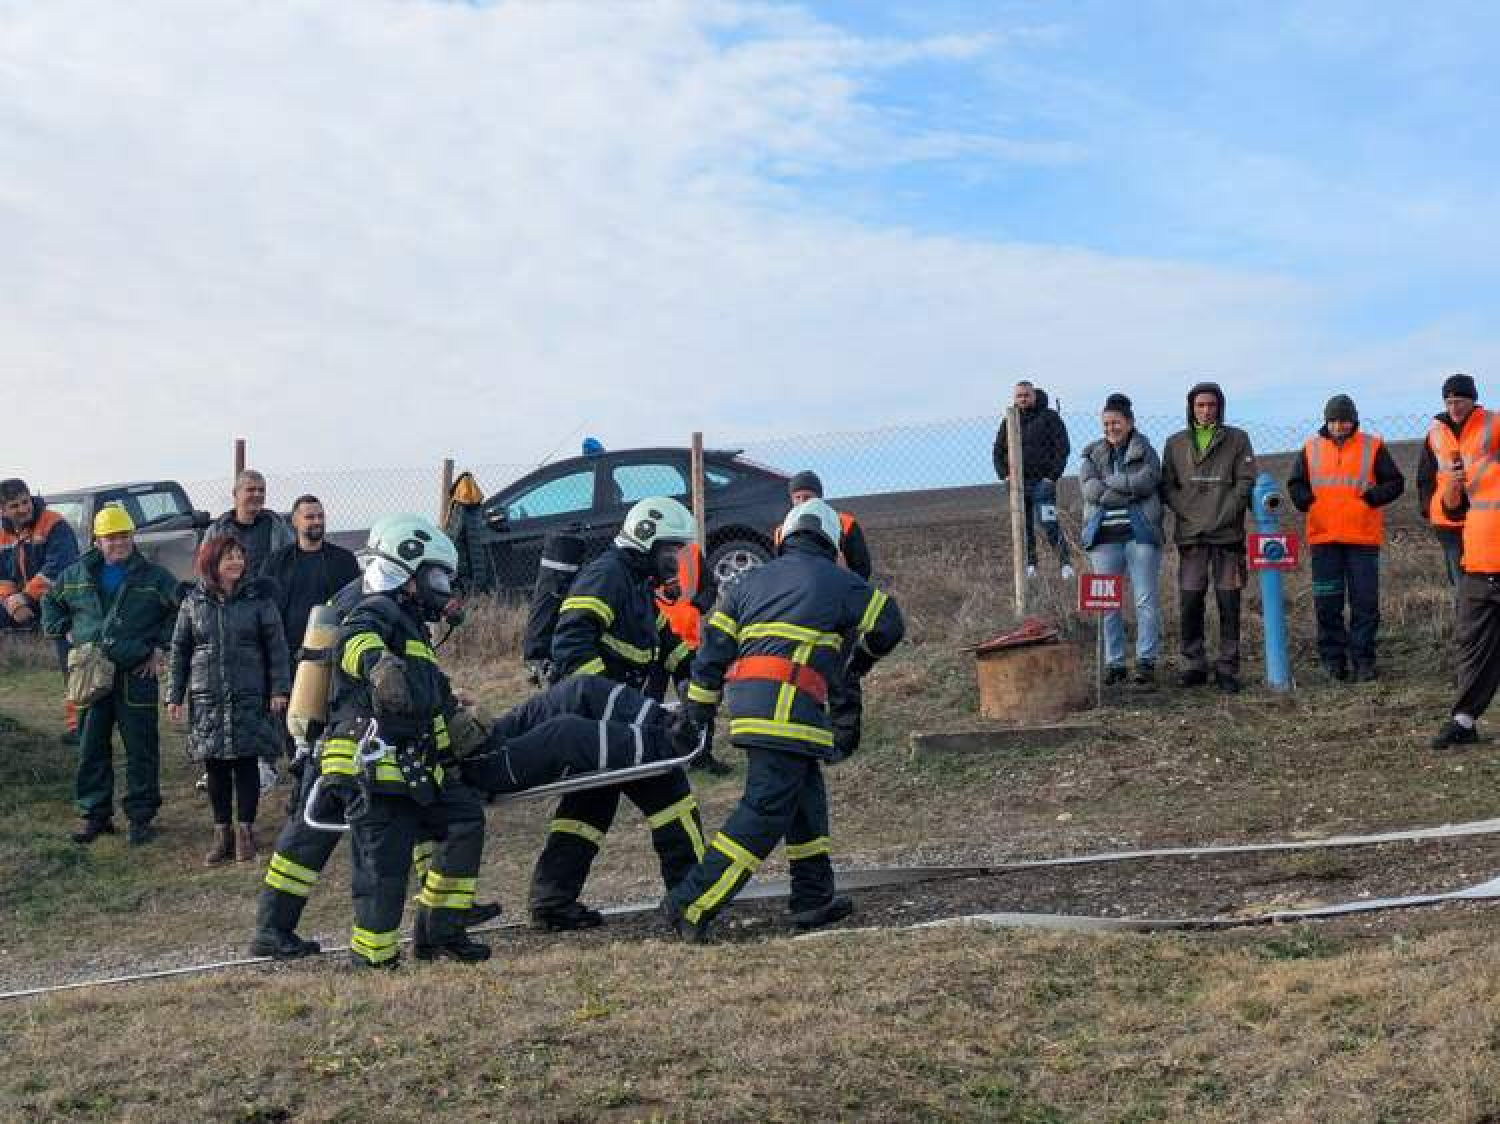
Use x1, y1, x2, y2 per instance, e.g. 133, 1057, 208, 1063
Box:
46, 481, 212, 585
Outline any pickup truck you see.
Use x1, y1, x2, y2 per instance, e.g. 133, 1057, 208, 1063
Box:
45, 481, 212, 585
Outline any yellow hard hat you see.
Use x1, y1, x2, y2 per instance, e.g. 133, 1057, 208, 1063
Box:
93, 505, 136, 537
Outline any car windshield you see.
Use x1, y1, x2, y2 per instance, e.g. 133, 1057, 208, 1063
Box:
46, 499, 88, 539
114, 487, 191, 529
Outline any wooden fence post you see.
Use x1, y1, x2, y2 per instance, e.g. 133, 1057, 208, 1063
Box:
1006, 406, 1027, 617
233, 438, 246, 481
690, 433, 707, 550
439, 458, 455, 524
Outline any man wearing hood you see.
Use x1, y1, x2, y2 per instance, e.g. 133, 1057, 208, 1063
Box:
203, 469, 295, 579
1160, 382, 1257, 692
0, 478, 81, 739
992, 380, 1074, 579
1287, 395, 1405, 681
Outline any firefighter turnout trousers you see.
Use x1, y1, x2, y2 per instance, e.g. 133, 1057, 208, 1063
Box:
668, 746, 835, 927
529, 768, 705, 915
257, 766, 486, 946
348, 781, 487, 965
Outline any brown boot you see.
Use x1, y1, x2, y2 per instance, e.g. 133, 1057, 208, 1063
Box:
204, 825, 233, 866
234, 823, 257, 863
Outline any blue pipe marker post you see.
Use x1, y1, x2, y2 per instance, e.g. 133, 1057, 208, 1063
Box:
1250, 472, 1294, 692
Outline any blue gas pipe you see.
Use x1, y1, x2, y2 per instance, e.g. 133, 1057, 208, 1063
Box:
1251, 472, 1293, 692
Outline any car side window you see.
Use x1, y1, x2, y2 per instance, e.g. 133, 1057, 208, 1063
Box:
48, 500, 87, 539
505, 470, 595, 521
611, 463, 688, 505
126, 488, 190, 527
705, 466, 735, 490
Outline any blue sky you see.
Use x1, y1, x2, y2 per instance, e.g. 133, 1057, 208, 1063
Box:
2, 1, 1495, 492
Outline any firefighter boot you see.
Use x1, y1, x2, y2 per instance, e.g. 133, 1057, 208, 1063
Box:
787, 895, 854, 932
413, 909, 492, 963
461, 901, 503, 928
659, 896, 712, 944
249, 929, 322, 960
531, 901, 604, 932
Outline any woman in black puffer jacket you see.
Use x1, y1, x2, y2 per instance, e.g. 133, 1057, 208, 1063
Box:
167, 536, 290, 865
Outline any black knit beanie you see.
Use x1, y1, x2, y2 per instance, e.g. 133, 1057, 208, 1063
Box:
1102, 392, 1134, 420
1323, 394, 1358, 424
788, 470, 824, 498
1443, 373, 1479, 401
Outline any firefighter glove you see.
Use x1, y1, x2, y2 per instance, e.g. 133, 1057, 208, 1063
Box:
846, 646, 877, 680
448, 705, 492, 759
370, 652, 414, 715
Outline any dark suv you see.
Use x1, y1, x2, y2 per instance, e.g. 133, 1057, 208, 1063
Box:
462, 447, 791, 595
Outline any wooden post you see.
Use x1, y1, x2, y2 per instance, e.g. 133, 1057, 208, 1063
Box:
439, 458, 455, 524
233, 438, 246, 481
1006, 406, 1027, 617
689, 432, 707, 549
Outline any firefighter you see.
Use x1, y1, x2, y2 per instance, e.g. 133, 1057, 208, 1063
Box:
1286, 395, 1405, 681
774, 470, 872, 757
651, 542, 732, 776
317, 514, 490, 966
663, 499, 905, 940
528, 497, 708, 932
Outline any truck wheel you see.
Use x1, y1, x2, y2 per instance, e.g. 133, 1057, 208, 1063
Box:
706, 539, 770, 587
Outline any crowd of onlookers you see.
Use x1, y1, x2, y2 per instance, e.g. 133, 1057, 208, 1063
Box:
1, 472, 358, 859
992, 372, 1500, 750
1, 370, 1497, 862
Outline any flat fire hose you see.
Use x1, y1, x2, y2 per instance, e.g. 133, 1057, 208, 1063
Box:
4, 815, 1500, 1002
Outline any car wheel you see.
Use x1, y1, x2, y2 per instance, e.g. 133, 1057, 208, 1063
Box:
707, 538, 770, 587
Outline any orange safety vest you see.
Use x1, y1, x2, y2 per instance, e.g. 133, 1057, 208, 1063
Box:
1303, 432, 1384, 547
1459, 410, 1500, 573
772, 511, 858, 566
1428, 410, 1489, 530
655, 543, 704, 650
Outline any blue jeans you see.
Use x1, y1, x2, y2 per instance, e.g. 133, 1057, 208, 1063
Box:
1086, 541, 1162, 667
1021, 480, 1070, 566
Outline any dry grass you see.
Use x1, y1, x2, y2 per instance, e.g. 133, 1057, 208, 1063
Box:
3, 523, 1497, 1122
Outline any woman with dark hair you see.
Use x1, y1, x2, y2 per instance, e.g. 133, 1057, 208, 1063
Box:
1078, 392, 1165, 686
167, 537, 290, 864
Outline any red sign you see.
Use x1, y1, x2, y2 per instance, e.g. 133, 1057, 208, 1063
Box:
1248, 532, 1300, 571
1077, 573, 1124, 612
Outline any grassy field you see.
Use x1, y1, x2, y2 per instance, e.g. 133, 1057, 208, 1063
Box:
4, 528, 1500, 1122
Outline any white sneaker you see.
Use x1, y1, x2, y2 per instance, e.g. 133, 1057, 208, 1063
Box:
1060, 564, 1076, 580
1025, 564, 1037, 579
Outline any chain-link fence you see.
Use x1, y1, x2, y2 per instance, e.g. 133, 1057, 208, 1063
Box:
178, 409, 1437, 533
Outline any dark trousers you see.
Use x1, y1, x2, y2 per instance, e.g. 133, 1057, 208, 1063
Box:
76, 671, 161, 824
256, 765, 485, 940
1310, 544, 1380, 672
1453, 573, 1500, 721
1020, 480, 1069, 566
1178, 544, 1246, 677
669, 747, 835, 926
464, 713, 683, 796
1436, 528, 1464, 587
205, 756, 261, 825
349, 782, 486, 964
529, 768, 704, 915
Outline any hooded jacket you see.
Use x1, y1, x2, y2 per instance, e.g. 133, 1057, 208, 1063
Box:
167, 577, 292, 761
992, 388, 1071, 483
0, 497, 80, 606
1159, 382, 1257, 547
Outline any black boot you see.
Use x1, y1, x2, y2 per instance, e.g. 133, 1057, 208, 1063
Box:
531, 901, 604, 932
659, 896, 712, 943
787, 895, 854, 931
690, 751, 733, 777
249, 929, 322, 959
71, 816, 115, 844
414, 911, 492, 963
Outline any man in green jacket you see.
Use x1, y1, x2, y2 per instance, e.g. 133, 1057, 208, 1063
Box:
42, 506, 180, 844
1160, 381, 1257, 693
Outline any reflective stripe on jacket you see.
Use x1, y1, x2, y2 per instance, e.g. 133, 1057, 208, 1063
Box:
688, 538, 904, 760
552, 545, 668, 688
1430, 410, 1489, 530
1304, 432, 1383, 546
0, 503, 80, 602
1459, 411, 1500, 573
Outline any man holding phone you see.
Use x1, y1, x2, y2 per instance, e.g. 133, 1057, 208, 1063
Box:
1417, 375, 1483, 584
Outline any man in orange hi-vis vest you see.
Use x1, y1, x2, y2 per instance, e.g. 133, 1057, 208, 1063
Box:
1416, 374, 1482, 585
1286, 395, 1405, 682
1431, 380, 1500, 749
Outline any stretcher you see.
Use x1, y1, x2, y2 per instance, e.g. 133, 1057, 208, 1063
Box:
302, 711, 708, 832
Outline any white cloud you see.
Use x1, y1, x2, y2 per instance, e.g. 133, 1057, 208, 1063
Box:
0, 0, 1442, 498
